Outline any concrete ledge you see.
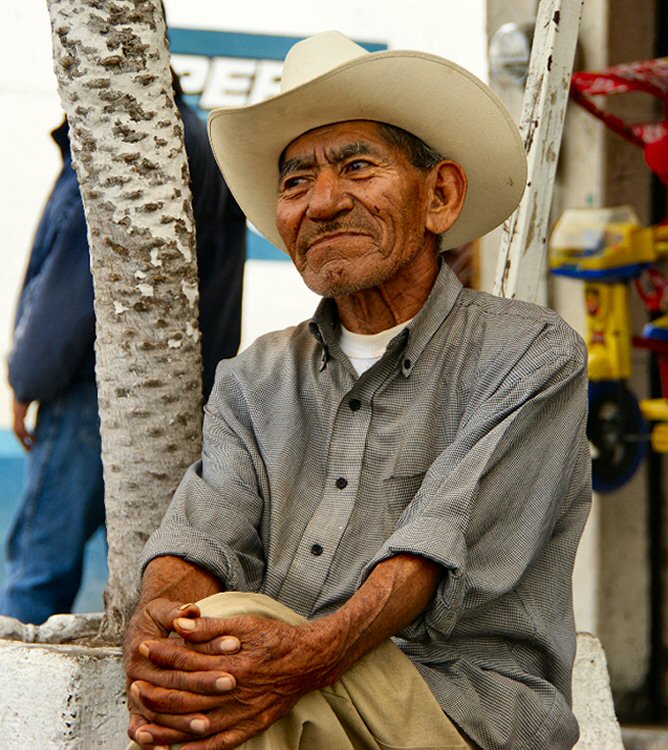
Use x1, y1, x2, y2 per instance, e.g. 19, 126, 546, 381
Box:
0, 634, 127, 748
0, 612, 103, 643
573, 632, 625, 749
0, 624, 625, 748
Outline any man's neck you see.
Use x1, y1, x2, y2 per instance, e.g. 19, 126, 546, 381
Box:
335, 249, 439, 334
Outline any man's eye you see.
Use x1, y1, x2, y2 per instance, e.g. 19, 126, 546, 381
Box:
346, 159, 372, 172
281, 175, 308, 191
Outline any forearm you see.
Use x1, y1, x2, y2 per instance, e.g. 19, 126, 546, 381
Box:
310, 552, 442, 683
137, 555, 224, 610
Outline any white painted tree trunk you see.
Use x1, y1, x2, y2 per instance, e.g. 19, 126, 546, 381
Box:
46, 0, 203, 642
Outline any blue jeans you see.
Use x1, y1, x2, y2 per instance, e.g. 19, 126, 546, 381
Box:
0, 380, 105, 624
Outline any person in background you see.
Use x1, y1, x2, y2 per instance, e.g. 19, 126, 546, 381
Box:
1, 74, 246, 625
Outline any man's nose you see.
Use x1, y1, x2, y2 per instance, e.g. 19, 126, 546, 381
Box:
305, 170, 352, 220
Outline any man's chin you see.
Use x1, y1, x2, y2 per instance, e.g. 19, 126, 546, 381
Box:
302, 272, 370, 299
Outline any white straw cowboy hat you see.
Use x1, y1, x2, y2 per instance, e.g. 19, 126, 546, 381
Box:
208, 31, 527, 253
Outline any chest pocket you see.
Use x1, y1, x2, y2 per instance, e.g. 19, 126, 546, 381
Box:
382, 449, 434, 519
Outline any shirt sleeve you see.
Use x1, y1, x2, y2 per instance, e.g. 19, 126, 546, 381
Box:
360, 331, 590, 642
139, 368, 267, 592
8, 194, 95, 404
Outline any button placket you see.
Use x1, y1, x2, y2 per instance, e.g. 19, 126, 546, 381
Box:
276, 385, 372, 611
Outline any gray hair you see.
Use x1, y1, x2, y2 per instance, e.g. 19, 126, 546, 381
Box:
376, 123, 446, 170
378, 123, 452, 250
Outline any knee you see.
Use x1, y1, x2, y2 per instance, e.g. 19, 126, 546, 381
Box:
195, 592, 307, 626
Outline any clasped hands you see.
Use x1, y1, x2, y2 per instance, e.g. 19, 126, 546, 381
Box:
125, 598, 339, 750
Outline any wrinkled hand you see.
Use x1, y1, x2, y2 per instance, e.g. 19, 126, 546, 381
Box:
12, 399, 34, 450
124, 597, 212, 748
129, 613, 339, 750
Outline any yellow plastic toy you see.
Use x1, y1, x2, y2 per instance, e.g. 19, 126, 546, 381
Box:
550, 207, 668, 490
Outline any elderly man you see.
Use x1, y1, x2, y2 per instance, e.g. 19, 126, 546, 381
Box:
125, 32, 591, 750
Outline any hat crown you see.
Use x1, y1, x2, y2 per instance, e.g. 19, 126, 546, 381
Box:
280, 31, 369, 93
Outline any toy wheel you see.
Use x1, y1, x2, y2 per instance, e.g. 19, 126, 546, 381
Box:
588, 381, 647, 493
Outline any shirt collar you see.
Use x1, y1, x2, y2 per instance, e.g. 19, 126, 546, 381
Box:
401, 260, 463, 375
308, 261, 463, 377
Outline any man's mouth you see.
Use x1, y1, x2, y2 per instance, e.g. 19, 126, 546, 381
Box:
306, 231, 368, 252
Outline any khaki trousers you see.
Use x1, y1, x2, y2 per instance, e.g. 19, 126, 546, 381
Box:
127, 592, 477, 750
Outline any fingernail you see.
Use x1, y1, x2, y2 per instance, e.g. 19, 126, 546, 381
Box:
215, 675, 235, 691
190, 718, 208, 733
130, 682, 141, 700
174, 617, 196, 631
218, 636, 240, 653
138, 642, 150, 658
177, 602, 195, 611
136, 729, 153, 743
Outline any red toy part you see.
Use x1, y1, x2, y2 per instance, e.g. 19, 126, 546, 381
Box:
633, 334, 668, 400
645, 135, 668, 185
635, 266, 668, 313
570, 58, 668, 184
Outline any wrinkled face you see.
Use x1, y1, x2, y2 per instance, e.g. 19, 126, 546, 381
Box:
275, 121, 437, 298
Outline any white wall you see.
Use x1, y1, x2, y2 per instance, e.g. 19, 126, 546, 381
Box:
0, 9, 63, 430
164, 0, 488, 78
0, 1, 486, 430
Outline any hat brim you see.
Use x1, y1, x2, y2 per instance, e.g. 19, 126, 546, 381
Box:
208, 50, 527, 253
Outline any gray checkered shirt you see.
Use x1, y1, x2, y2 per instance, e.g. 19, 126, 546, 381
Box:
142, 263, 591, 750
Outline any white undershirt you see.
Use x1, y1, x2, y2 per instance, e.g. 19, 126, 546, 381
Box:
339, 319, 412, 376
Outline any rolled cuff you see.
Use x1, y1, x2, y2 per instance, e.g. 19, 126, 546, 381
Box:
139, 524, 259, 594
360, 515, 467, 641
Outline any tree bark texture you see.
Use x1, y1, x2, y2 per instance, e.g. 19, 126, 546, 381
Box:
46, 0, 203, 642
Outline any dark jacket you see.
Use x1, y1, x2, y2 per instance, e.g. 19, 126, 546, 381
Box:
9, 96, 245, 403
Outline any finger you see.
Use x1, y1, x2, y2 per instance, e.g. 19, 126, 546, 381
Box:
132, 680, 227, 714
132, 666, 236, 696
125, 602, 193, 682
129, 710, 182, 750
128, 708, 150, 739
172, 618, 241, 653
129, 690, 203, 745
12, 423, 34, 451
141, 639, 233, 672
126, 639, 188, 691
146, 599, 202, 634
132, 709, 213, 741
132, 721, 193, 748
181, 689, 298, 739
180, 635, 242, 657
178, 715, 275, 750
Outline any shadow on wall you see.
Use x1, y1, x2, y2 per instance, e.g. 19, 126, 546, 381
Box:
0, 430, 107, 618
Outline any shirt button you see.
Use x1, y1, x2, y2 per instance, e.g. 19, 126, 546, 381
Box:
348, 398, 362, 411
403, 358, 412, 370
311, 543, 323, 556
335, 477, 348, 490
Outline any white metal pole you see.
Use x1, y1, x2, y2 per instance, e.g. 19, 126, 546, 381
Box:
493, 0, 585, 302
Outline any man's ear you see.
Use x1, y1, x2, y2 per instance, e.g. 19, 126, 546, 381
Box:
425, 161, 468, 235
